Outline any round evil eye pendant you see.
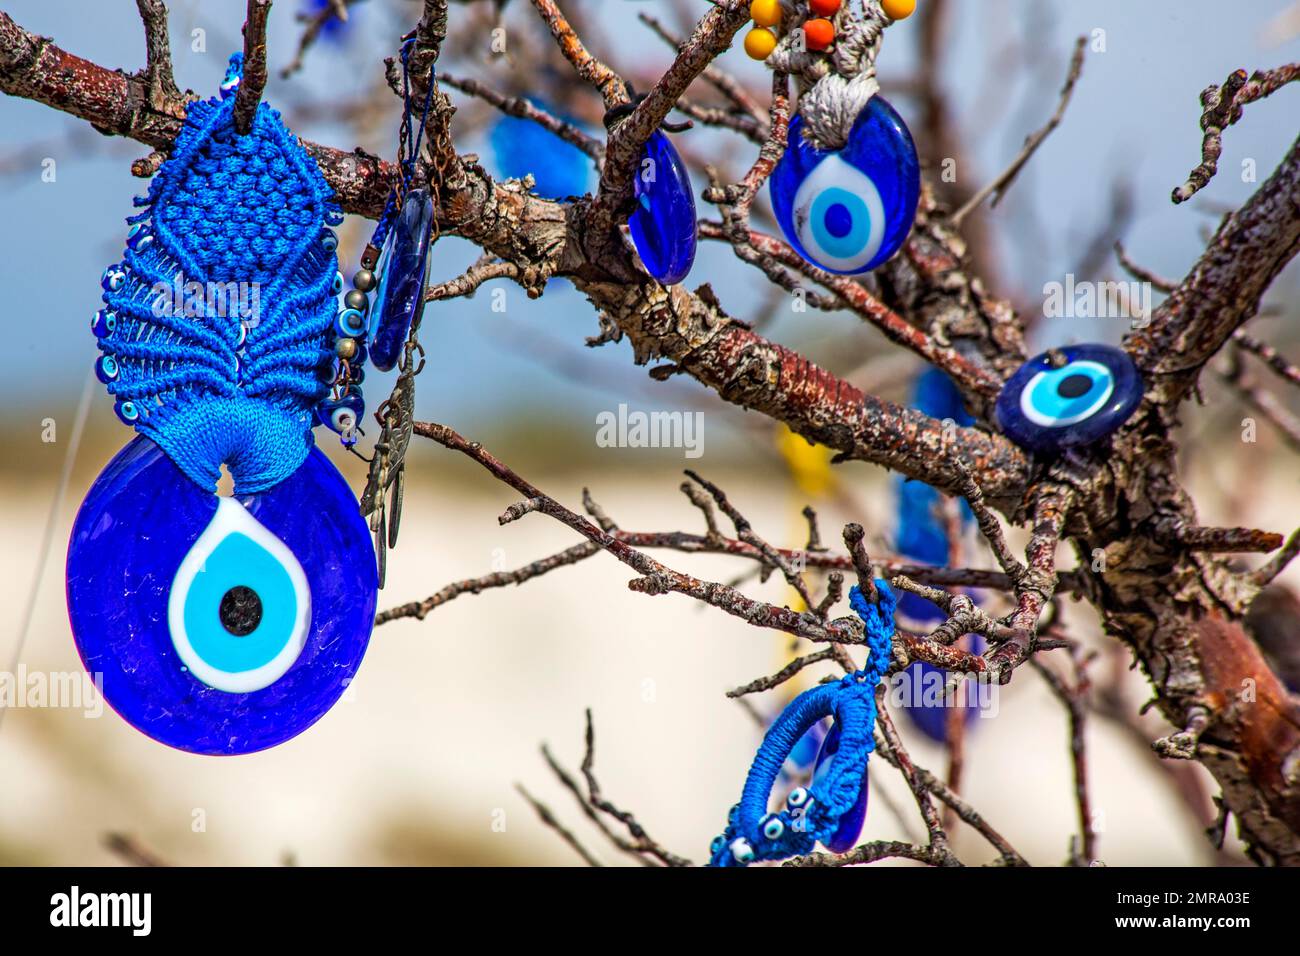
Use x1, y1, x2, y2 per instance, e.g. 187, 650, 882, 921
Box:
995, 344, 1143, 454
769, 97, 920, 275
66, 436, 377, 755
628, 130, 697, 286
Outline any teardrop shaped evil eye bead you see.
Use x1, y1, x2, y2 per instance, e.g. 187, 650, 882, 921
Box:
368, 187, 435, 372
66, 436, 376, 755
335, 308, 367, 339
811, 720, 870, 853
92, 309, 116, 338
769, 98, 920, 275
628, 130, 697, 286
995, 343, 1143, 454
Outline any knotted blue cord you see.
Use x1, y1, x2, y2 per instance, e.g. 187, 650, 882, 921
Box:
708, 580, 896, 866
96, 54, 341, 493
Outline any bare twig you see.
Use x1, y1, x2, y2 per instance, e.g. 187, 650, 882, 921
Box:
233, 0, 272, 136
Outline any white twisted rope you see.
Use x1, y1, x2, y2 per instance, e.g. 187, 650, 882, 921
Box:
766, 0, 890, 151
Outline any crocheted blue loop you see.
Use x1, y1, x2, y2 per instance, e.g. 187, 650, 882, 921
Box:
709, 579, 895, 867
95, 53, 340, 494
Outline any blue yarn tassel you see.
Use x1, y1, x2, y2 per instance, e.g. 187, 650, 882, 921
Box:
709, 581, 896, 866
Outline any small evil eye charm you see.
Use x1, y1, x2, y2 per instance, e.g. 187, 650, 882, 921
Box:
113, 400, 140, 426
320, 228, 339, 253
101, 264, 128, 293
95, 354, 120, 384
92, 309, 116, 339
369, 187, 434, 372
316, 393, 365, 446
627, 130, 697, 286
126, 221, 153, 252
811, 721, 869, 853
729, 838, 756, 865
65, 436, 377, 755
769, 97, 920, 275
995, 343, 1143, 454
335, 308, 367, 340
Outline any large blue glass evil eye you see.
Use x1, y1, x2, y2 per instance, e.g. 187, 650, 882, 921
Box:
369, 187, 434, 372
66, 436, 377, 755
769, 97, 920, 275
995, 344, 1143, 454
810, 721, 869, 853
628, 130, 697, 286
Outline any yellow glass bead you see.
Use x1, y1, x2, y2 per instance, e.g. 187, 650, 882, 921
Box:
744, 26, 778, 60
749, 0, 783, 28
881, 0, 916, 20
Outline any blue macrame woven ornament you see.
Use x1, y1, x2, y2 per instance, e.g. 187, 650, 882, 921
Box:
67, 55, 377, 756
709, 581, 896, 866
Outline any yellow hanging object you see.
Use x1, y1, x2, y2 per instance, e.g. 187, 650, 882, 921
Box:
744, 25, 778, 60
775, 424, 836, 498
881, 0, 916, 20
749, 0, 783, 28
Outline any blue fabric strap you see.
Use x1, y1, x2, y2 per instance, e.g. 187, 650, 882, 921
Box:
709, 580, 896, 866
96, 53, 342, 493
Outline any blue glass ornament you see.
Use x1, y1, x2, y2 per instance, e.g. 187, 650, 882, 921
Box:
995, 344, 1143, 454
628, 130, 697, 286
490, 104, 593, 200
769, 97, 919, 275
368, 187, 434, 371
67, 436, 377, 755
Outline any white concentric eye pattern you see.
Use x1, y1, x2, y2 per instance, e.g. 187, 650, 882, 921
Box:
167, 498, 311, 693
1019, 360, 1114, 428
791, 155, 887, 274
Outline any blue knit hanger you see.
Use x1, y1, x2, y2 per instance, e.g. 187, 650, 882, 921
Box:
709, 580, 896, 866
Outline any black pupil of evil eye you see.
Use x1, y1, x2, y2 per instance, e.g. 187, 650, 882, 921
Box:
1056, 374, 1093, 399
219, 585, 263, 636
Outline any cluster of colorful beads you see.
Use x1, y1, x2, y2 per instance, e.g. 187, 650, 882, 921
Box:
316, 230, 374, 448
744, 0, 844, 60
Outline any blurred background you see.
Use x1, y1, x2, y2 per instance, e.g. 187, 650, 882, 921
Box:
1, 0, 1297, 866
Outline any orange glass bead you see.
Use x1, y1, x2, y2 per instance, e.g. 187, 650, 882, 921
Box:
881, 0, 916, 20
744, 26, 778, 60
749, 0, 783, 28
803, 17, 835, 51
809, 0, 841, 15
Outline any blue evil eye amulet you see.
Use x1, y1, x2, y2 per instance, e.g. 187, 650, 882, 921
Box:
769, 96, 920, 275
995, 344, 1143, 455
67, 55, 377, 755
367, 187, 435, 371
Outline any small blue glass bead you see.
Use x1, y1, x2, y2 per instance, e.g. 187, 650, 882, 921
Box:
811, 721, 869, 853
336, 308, 367, 339
66, 436, 376, 755
126, 222, 153, 251
92, 309, 116, 338
369, 187, 434, 372
995, 343, 1143, 455
101, 265, 127, 292
331, 271, 344, 295
113, 400, 140, 425
321, 228, 339, 252
628, 131, 697, 286
95, 354, 120, 383
316, 392, 365, 445
769, 97, 920, 275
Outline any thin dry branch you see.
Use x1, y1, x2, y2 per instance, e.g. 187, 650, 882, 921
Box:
233, 0, 272, 136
